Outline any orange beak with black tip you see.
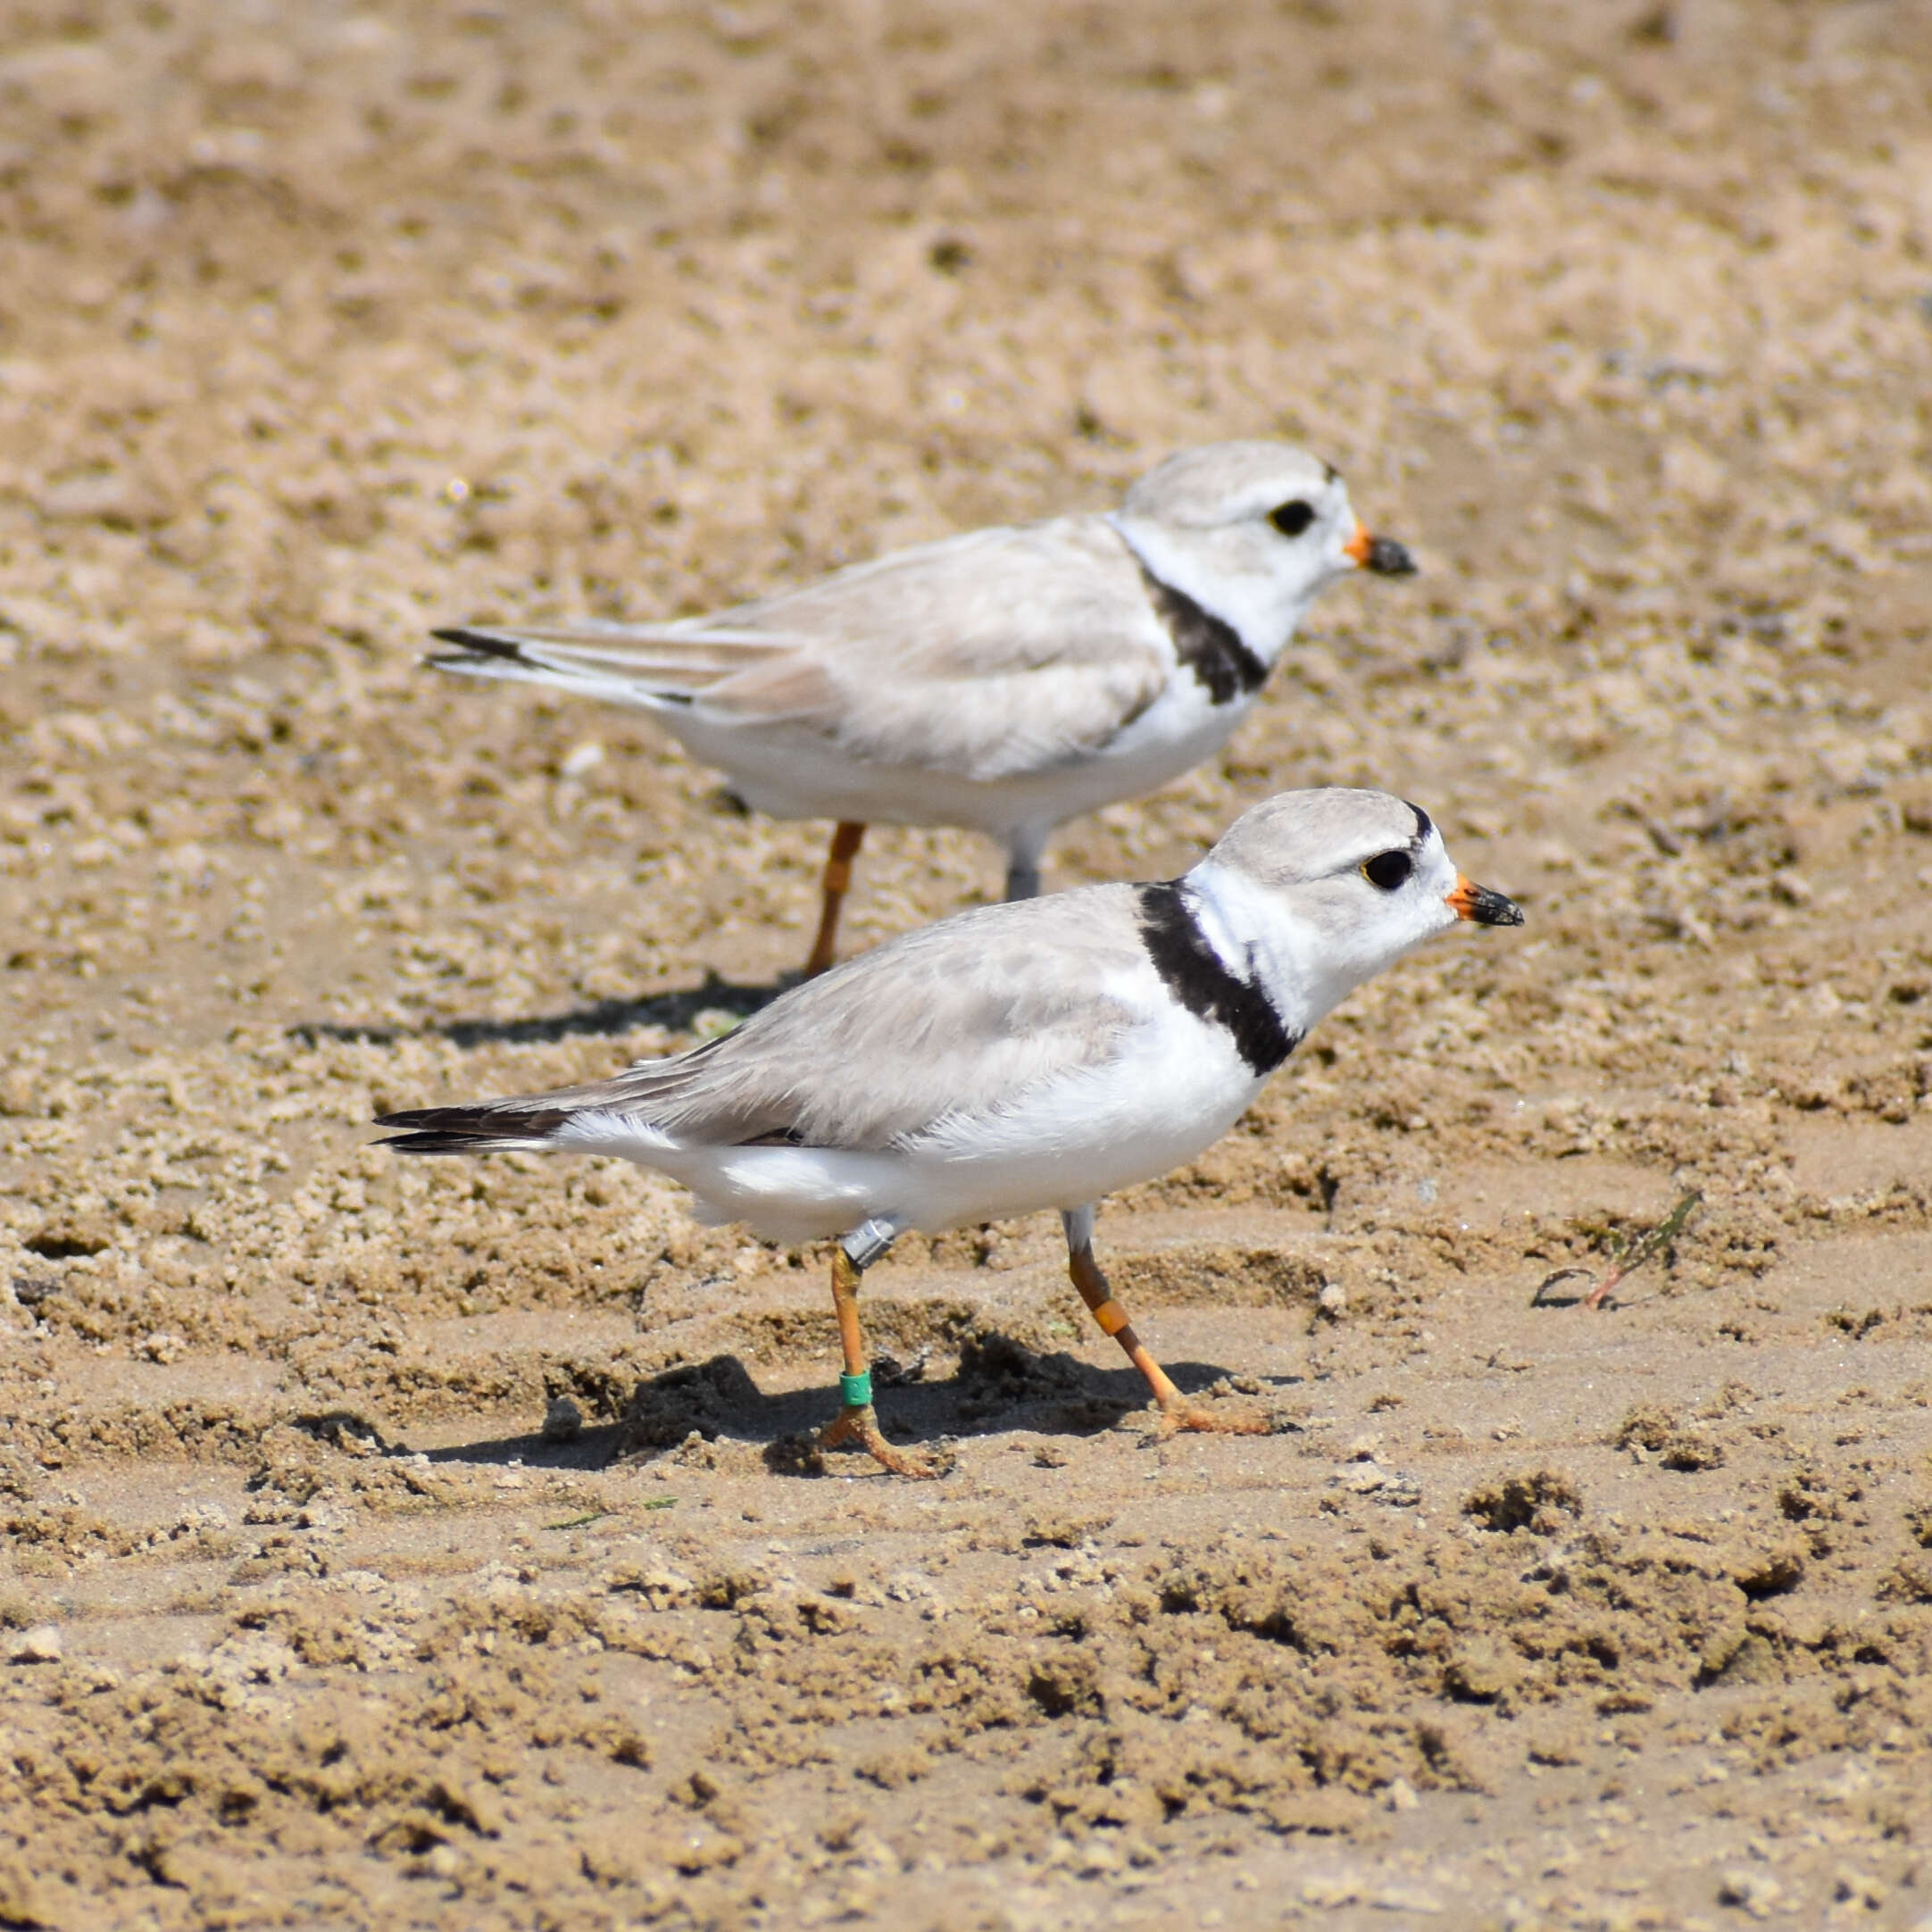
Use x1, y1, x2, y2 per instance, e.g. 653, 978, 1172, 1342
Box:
1446, 873, 1524, 927
1344, 520, 1418, 577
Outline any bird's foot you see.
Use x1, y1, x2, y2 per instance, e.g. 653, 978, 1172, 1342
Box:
816, 1403, 951, 1478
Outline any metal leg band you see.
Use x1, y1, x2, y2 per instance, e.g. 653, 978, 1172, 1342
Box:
841, 1217, 899, 1271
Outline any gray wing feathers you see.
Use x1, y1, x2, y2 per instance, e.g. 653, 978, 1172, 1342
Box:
428, 520, 1171, 781
500, 888, 1149, 1153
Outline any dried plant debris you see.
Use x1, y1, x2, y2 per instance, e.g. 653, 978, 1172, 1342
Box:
1532, 1190, 1704, 1311
6, 0, 1932, 1924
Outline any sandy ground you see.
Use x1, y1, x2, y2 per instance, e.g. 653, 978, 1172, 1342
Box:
4, 0, 1932, 1926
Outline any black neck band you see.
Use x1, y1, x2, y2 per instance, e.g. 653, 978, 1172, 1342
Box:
1139, 568, 1270, 705
1136, 881, 1298, 1076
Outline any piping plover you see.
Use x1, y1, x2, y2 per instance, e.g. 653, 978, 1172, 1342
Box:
427, 443, 1415, 974
378, 787, 1520, 1475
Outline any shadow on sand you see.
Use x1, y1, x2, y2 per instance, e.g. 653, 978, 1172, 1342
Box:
395, 1336, 1295, 1478
288, 970, 795, 1052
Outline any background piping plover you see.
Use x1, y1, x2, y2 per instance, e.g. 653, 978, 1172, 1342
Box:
378, 787, 1520, 1475
427, 442, 1415, 974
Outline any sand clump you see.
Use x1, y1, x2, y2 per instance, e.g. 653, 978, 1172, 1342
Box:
5, 0, 1932, 1923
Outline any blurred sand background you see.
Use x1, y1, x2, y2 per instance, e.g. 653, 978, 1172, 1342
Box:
4, 0, 1932, 1925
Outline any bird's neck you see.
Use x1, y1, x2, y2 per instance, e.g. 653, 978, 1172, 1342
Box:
1182, 862, 1350, 1037
1107, 515, 1313, 664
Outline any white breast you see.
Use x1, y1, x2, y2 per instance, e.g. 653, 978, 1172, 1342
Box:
893, 1000, 1266, 1225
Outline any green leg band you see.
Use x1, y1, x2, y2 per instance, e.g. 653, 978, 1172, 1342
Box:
839, 1370, 873, 1409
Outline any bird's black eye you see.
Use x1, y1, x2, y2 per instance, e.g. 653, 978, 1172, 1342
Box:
1268, 499, 1315, 537
1362, 849, 1412, 891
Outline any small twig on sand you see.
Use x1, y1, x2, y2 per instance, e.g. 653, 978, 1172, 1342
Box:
1528, 1190, 1703, 1311
1528, 1266, 1595, 1309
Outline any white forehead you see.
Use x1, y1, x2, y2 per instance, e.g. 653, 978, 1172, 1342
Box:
1122, 441, 1341, 529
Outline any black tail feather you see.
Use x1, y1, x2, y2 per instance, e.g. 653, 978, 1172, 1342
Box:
377, 1131, 510, 1155
375, 1103, 570, 1153
429, 627, 529, 662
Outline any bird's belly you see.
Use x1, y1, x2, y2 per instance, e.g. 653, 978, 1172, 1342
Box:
1027, 683, 1251, 823
620, 1016, 1265, 1245
654, 687, 1254, 838
890, 1016, 1266, 1227
649, 1145, 912, 1245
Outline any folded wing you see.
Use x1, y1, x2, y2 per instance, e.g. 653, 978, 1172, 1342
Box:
426, 519, 1170, 783
378, 887, 1150, 1155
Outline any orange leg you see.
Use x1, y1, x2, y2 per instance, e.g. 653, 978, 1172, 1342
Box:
816, 1242, 947, 1478
803, 821, 867, 978
1064, 1214, 1269, 1437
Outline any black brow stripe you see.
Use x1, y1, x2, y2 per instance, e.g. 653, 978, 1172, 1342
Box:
1138, 567, 1269, 706
1137, 882, 1299, 1077
1406, 800, 1433, 844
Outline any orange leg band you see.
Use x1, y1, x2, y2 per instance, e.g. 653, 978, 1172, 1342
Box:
1065, 1234, 1266, 1436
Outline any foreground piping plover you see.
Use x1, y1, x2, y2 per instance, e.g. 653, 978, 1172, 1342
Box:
427, 443, 1415, 974
378, 787, 1520, 1475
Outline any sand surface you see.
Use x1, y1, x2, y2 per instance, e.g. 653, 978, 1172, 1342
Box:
4, 1, 1932, 1926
